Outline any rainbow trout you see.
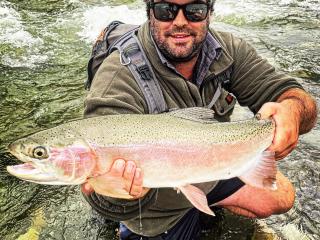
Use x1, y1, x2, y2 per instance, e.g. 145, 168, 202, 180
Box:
7, 107, 276, 215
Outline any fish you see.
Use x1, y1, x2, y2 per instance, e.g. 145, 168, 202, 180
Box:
7, 107, 277, 216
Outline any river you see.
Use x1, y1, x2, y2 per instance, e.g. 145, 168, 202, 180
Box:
0, 0, 319, 239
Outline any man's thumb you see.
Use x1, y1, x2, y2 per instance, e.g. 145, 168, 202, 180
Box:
81, 182, 94, 195
257, 102, 278, 120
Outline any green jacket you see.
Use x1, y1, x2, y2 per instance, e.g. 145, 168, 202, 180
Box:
83, 22, 302, 237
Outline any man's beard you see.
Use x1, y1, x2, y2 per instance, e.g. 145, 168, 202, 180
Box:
150, 20, 209, 63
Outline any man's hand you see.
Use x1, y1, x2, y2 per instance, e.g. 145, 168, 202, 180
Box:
81, 159, 150, 199
258, 100, 300, 160
258, 89, 317, 160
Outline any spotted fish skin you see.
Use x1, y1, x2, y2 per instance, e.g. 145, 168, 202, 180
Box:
7, 108, 276, 216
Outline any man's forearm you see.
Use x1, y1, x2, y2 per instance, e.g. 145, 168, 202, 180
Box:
276, 88, 317, 134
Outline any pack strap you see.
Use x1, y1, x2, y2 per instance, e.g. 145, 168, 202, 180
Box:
86, 21, 138, 90
207, 81, 222, 109
112, 31, 168, 114
205, 68, 237, 116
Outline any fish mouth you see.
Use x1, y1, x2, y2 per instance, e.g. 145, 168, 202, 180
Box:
7, 141, 49, 183
7, 144, 67, 185
7, 141, 87, 185
6, 163, 64, 184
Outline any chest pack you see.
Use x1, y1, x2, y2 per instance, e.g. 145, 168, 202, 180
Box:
86, 21, 236, 116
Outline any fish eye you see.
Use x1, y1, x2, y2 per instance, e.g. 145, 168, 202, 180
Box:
32, 146, 48, 159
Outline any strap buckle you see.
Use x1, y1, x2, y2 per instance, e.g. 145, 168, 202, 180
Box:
136, 65, 152, 81
120, 51, 131, 66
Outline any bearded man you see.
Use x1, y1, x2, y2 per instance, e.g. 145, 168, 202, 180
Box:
82, 0, 317, 239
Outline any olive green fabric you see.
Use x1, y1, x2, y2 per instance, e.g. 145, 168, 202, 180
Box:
83, 21, 302, 237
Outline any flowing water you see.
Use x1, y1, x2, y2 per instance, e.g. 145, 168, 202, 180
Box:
0, 0, 319, 239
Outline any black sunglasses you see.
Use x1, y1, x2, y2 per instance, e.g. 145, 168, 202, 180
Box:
148, 1, 211, 22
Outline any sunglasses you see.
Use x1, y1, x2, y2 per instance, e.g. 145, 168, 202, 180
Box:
148, 1, 211, 22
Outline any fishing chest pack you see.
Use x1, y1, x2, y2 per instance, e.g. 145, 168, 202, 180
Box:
86, 21, 236, 116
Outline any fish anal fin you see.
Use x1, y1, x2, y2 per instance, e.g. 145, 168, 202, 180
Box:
239, 151, 277, 190
178, 184, 215, 216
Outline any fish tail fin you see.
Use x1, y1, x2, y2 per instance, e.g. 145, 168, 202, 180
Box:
178, 185, 215, 216
239, 151, 277, 190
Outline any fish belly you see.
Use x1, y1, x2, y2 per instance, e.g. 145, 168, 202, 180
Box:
101, 141, 264, 188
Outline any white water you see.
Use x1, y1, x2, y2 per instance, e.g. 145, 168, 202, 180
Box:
0, 2, 47, 68
79, 5, 146, 43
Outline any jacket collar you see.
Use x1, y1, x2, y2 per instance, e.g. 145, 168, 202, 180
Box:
207, 28, 234, 76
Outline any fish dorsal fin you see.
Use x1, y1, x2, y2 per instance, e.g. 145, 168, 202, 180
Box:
167, 107, 216, 123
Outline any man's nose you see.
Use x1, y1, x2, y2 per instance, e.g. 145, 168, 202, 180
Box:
172, 9, 188, 26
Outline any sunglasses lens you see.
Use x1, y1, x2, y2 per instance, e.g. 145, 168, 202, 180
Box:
153, 3, 177, 21
185, 4, 208, 22
152, 3, 208, 22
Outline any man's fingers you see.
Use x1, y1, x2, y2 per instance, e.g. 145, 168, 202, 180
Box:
123, 161, 137, 192
123, 161, 136, 180
259, 102, 299, 160
109, 159, 126, 177
129, 168, 144, 197
269, 141, 297, 160
268, 136, 297, 159
257, 102, 277, 119
267, 116, 299, 160
122, 162, 144, 197
82, 159, 144, 198
81, 182, 94, 195
132, 168, 143, 186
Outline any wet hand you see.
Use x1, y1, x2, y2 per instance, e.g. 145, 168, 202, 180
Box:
258, 101, 300, 160
81, 159, 149, 199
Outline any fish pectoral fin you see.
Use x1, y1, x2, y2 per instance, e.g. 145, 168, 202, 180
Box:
239, 151, 277, 190
177, 184, 215, 216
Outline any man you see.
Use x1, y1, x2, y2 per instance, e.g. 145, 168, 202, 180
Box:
82, 0, 317, 239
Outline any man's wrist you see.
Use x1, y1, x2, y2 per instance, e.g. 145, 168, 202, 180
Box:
278, 96, 305, 131
279, 96, 305, 110
276, 88, 317, 134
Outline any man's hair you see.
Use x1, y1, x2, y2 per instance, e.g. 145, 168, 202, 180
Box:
143, 0, 216, 19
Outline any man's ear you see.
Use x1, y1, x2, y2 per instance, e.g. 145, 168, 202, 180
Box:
207, 12, 213, 23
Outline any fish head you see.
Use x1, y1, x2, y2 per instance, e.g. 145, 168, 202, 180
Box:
7, 132, 97, 185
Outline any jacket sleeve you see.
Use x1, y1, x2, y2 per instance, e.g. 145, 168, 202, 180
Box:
83, 51, 157, 221
228, 35, 304, 113
82, 188, 159, 221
